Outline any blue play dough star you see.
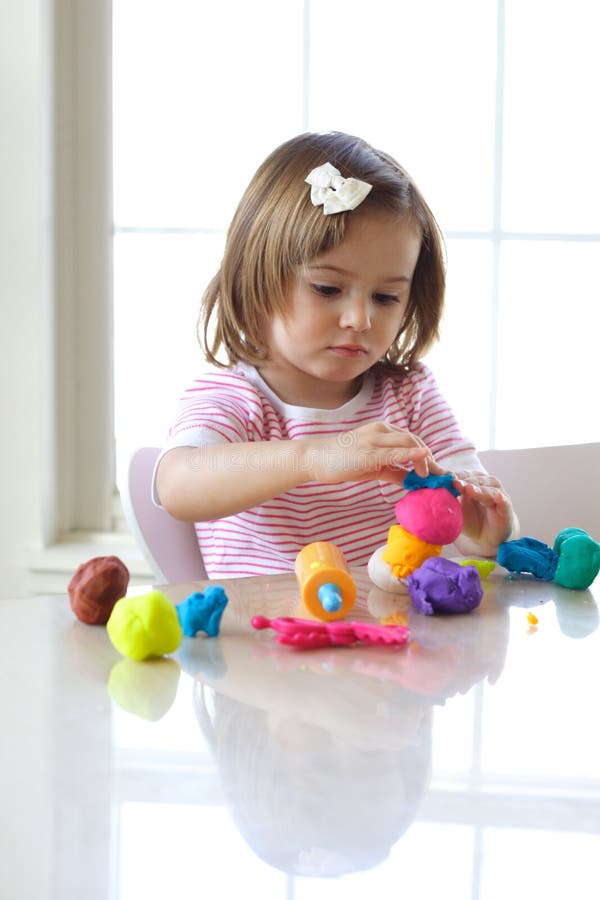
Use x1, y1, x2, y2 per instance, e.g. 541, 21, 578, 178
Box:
176, 586, 229, 637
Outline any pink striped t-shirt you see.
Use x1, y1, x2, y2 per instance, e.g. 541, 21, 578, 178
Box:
159, 362, 481, 578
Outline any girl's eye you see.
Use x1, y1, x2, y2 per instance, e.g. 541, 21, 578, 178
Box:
312, 284, 340, 297
373, 293, 399, 304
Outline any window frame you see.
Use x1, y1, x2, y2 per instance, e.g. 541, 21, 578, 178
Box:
24, 0, 153, 594
32, 0, 600, 594
49, 0, 114, 538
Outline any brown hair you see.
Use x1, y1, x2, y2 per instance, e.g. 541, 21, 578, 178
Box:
199, 131, 445, 371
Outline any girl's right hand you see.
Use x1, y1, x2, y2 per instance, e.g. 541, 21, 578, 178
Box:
304, 422, 431, 485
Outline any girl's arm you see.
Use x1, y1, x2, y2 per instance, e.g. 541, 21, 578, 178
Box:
155, 422, 431, 522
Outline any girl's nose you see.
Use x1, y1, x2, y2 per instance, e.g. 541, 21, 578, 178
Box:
339, 298, 371, 332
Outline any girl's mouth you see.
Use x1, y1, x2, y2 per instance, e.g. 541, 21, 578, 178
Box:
329, 344, 368, 358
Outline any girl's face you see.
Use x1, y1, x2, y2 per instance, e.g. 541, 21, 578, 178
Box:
261, 210, 422, 408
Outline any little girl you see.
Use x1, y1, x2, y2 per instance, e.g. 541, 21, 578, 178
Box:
155, 131, 517, 578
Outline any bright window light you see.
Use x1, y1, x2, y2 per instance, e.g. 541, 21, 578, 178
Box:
113, 0, 600, 480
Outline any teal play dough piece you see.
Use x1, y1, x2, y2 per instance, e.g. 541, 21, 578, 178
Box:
553, 527, 588, 555
107, 590, 183, 660
553, 528, 600, 590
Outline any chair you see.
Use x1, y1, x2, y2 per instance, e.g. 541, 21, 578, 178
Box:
478, 443, 600, 546
120, 447, 207, 583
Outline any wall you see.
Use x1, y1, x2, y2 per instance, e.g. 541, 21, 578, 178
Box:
0, 12, 55, 900
0, 0, 45, 600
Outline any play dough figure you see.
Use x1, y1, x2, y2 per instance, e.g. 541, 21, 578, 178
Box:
176, 585, 229, 637
369, 472, 463, 593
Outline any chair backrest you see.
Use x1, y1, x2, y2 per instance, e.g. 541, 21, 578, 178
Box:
478, 443, 600, 546
121, 447, 207, 583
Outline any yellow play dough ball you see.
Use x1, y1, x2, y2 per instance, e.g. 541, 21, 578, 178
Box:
107, 590, 182, 661
382, 524, 441, 579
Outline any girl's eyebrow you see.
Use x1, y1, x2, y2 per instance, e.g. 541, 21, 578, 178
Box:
307, 264, 412, 283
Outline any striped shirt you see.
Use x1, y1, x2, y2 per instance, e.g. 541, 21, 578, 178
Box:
159, 362, 481, 578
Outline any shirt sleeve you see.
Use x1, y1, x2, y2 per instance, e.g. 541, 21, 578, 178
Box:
166, 373, 257, 447
152, 369, 261, 506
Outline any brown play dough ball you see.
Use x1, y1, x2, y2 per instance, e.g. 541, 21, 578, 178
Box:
68, 555, 130, 625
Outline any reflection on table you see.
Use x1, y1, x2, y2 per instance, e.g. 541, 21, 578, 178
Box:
1, 567, 599, 899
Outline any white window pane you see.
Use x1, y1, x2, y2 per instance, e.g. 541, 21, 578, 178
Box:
293, 824, 475, 899
111, 0, 600, 459
480, 603, 600, 779
113, 0, 305, 228
385, 824, 475, 899
425, 239, 494, 451
308, 0, 497, 232
502, 0, 600, 232
481, 830, 600, 900
119, 804, 287, 898
113, 232, 224, 480
495, 241, 600, 449
431, 693, 476, 776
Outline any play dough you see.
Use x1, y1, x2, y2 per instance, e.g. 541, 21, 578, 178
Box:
176, 586, 229, 637
497, 537, 558, 580
381, 525, 442, 580
68, 555, 129, 625
407, 557, 483, 616
394, 472, 463, 545
553, 528, 600, 590
368, 472, 464, 592
107, 590, 182, 661
498, 528, 600, 590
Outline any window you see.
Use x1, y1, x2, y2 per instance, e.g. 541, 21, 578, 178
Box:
32, 0, 599, 593
112, 0, 600, 485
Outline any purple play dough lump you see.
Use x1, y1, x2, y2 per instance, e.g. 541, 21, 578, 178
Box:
407, 557, 483, 615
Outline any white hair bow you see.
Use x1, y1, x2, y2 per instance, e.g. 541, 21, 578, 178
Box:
305, 162, 372, 215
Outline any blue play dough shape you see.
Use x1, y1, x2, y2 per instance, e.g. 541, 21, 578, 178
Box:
497, 536, 559, 580
407, 557, 483, 615
403, 471, 460, 497
176, 586, 229, 637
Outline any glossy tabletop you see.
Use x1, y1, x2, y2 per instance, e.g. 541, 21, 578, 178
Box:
2, 566, 600, 899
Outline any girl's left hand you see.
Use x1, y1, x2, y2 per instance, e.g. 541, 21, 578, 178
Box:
428, 461, 518, 556
452, 470, 517, 556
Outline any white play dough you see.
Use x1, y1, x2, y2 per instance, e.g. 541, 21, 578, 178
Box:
367, 545, 409, 594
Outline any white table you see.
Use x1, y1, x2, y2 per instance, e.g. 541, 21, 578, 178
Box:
2, 567, 599, 899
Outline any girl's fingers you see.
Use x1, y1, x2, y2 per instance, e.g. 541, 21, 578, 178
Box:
375, 432, 428, 450
454, 470, 503, 490
460, 482, 503, 505
377, 447, 431, 481
426, 458, 448, 476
